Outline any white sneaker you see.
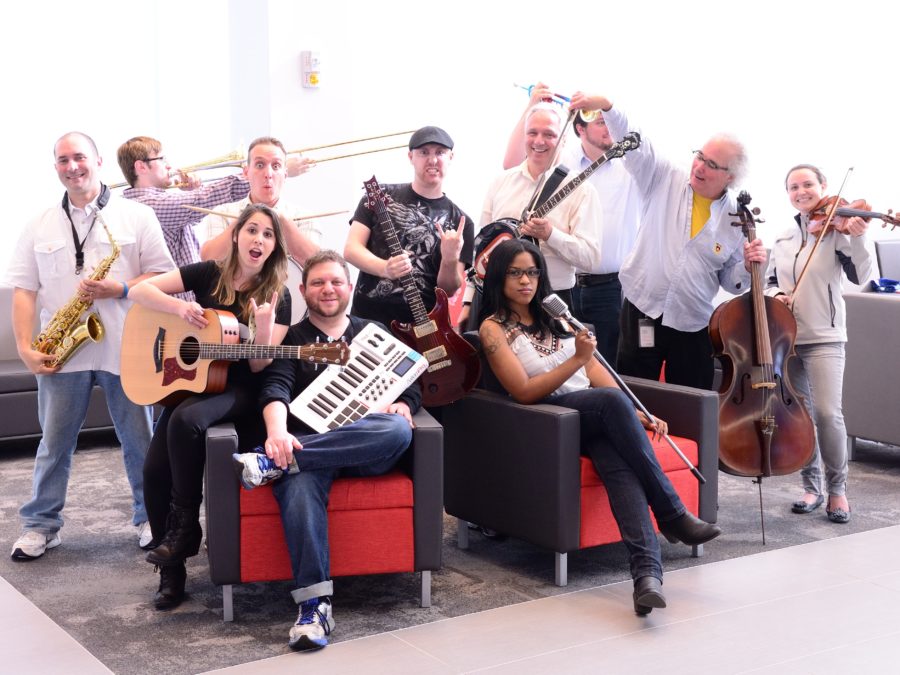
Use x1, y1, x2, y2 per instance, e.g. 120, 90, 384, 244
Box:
11, 530, 61, 560
136, 521, 154, 550
288, 597, 334, 651
232, 448, 285, 490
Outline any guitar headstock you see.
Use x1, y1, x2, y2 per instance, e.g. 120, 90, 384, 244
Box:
606, 132, 642, 159
363, 176, 390, 210
300, 341, 351, 366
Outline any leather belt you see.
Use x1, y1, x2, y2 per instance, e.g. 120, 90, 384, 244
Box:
575, 273, 618, 287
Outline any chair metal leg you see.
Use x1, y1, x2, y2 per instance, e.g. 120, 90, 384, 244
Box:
555, 552, 568, 586
457, 518, 469, 549
420, 570, 431, 608
692, 543, 703, 558
222, 584, 233, 622
847, 436, 856, 461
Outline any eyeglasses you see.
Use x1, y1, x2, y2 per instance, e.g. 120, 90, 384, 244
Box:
692, 150, 729, 172
142, 156, 166, 164
506, 268, 541, 279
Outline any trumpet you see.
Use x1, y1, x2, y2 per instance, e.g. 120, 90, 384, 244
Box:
514, 83, 602, 123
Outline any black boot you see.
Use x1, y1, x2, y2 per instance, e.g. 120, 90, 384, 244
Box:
658, 511, 721, 546
153, 562, 186, 611
633, 576, 666, 615
145, 503, 202, 565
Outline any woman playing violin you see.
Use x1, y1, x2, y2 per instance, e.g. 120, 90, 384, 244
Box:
749, 164, 875, 523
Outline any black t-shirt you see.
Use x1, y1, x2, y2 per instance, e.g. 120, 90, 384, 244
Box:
350, 183, 474, 325
179, 261, 292, 385
258, 315, 422, 435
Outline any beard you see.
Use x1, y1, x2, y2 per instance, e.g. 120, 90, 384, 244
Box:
306, 295, 349, 319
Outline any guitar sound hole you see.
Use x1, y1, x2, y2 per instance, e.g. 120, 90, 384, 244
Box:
180, 336, 200, 366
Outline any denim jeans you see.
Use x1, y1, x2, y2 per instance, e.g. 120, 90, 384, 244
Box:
272, 413, 413, 603
19, 370, 153, 533
789, 342, 849, 497
572, 277, 622, 365
547, 387, 685, 581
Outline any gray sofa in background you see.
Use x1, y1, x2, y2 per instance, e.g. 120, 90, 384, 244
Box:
0, 284, 113, 443
843, 291, 900, 457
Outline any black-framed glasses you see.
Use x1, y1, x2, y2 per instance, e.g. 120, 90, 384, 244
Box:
692, 150, 729, 172
506, 268, 541, 279
143, 155, 166, 164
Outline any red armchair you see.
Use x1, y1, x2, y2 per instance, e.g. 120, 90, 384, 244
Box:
443, 373, 718, 586
204, 409, 443, 621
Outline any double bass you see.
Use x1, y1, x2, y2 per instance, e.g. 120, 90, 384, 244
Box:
709, 191, 815, 479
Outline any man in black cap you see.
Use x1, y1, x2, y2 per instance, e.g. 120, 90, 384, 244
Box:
344, 125, 474, 326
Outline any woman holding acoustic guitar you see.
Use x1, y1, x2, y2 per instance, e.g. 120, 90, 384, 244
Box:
478, 239, 720, 615
128, 202, 291, 609
757, 165, 874, 523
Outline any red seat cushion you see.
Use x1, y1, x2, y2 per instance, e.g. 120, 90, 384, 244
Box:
237, 470, 416, 583
579, 432, 700, 549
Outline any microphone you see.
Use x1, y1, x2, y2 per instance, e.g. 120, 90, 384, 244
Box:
542, 293, 582, 327
540, 293, 706, 484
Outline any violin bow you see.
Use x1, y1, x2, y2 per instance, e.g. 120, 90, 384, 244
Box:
790, 166, 854, 299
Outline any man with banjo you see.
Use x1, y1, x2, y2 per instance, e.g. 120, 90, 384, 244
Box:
459, 101, 602, 329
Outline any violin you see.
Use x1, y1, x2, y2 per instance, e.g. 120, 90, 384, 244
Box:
807, 195, 872, 235
709, 191, 816, 478
808, 195, 899, 234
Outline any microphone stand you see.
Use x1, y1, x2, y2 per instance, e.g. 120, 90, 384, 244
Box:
541, 294, 706, 484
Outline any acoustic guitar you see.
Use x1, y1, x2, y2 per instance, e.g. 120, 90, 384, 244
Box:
120, 304, 348, 406
363, 176, 481, 407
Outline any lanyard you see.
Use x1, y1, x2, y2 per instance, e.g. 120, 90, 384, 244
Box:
62, 184, 110, 274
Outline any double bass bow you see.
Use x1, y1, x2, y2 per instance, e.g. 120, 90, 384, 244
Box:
709, 192, 815, 538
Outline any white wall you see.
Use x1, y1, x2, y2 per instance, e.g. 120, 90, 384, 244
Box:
3, 0, 898, 276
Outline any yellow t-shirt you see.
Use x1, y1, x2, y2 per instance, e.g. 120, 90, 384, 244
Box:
691, 194, 713, 238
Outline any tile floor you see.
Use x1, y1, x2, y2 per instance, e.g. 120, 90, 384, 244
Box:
5, 525, 900, 674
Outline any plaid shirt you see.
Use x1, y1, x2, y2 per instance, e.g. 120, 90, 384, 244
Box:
123, 175, 249, 267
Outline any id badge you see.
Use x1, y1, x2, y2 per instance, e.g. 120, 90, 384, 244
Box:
638, 318, 655, 348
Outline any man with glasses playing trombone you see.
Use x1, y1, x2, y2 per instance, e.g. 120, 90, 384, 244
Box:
568, 93, 764, 390
117, 136, 312, 270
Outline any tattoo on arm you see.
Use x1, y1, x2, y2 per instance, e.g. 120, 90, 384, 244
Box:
484, 337, 500, 355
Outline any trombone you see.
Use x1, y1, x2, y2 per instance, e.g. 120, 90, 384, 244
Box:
110, 130, 413, 189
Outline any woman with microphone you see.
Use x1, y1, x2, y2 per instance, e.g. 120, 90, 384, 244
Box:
477, 239, 720, 615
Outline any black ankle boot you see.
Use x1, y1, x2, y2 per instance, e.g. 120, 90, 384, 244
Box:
145, 503, 202, 565
658, 511, 721, 546
153, 562, 186, 611
633, 576, 666, 615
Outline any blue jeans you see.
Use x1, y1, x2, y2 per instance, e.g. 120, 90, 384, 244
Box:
789, 342, 849, 497
272, 413, 413, 603
547, 387, 685, 581
19, 370, 153, 533
572, 277, 622, 365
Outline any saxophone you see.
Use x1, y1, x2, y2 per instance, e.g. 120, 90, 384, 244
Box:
32, 212, 121, 368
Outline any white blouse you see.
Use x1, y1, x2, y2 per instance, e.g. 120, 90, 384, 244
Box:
496, 319, 590, 396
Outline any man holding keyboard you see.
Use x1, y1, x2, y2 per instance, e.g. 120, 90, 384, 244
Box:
231, 249, 421, 652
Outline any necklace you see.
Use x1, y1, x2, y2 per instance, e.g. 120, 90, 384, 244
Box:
516, 321, 542, 336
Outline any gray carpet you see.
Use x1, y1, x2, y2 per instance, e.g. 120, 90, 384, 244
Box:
2, 432, 899, 675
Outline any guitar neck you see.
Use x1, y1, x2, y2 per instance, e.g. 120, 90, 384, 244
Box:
372, 200, 432, 326
532, 140, 632, 219
199, 343, 314, 360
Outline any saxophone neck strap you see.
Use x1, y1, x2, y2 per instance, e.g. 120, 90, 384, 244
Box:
62, 184, 110, 275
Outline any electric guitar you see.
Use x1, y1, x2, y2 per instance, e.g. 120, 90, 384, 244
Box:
120, 304, 349, 406
363, 176, 481, 406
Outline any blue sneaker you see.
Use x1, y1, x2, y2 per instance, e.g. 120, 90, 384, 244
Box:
289, 597, 334, 651
232, 447, 283, 490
